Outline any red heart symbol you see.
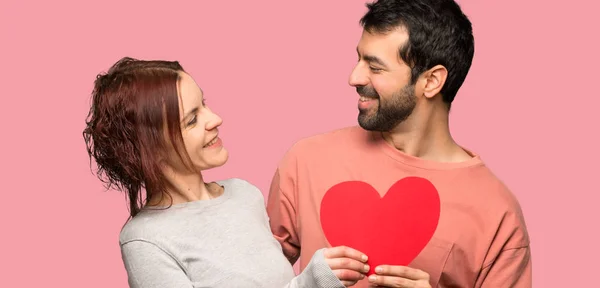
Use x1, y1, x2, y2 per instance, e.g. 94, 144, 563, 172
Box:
319, 176, 440, 276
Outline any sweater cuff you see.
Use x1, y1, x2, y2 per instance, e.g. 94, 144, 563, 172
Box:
301, 248, 346, 288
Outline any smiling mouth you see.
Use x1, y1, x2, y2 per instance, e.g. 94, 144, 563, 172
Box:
359, 96, 378, 102
204, 137, 218, 148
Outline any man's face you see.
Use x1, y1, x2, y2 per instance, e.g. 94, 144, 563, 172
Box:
349, 27, 417, 132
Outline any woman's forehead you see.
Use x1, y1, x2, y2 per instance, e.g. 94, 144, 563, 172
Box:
178, 72, 203, 112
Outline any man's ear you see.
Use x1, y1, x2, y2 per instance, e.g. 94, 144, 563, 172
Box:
420, 65, 448, 99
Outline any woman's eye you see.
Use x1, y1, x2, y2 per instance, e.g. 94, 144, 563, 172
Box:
187, 115, 197, 126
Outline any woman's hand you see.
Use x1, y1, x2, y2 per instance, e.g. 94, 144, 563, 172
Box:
367, 265, 431, 288
323, 246, 370, 287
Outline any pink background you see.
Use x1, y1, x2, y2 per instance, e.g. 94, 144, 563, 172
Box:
1, 0, 598, 287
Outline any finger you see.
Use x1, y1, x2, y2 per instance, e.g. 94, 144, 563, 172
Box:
324, 246, 368, 262
327, 257, 370, 273
375, 265, 429, 281
368, 275, 415, 288
333, 268, 366, 282
341, 280, 359, 287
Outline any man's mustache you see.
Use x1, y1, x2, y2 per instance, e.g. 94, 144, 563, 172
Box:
356, 86, 379, 98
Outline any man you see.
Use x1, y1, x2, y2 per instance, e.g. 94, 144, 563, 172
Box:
267, 0, 532, 287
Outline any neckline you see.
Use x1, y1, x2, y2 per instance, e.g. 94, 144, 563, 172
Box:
371, 130, 484, 171
141, 180, 231, 212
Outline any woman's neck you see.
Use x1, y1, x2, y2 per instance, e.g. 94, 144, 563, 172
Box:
147, 171, 223, 207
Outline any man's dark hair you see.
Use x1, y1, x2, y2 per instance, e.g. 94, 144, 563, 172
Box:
360, 0, 474, 107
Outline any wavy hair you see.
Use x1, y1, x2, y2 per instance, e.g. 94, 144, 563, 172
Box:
83, 57, 193, 219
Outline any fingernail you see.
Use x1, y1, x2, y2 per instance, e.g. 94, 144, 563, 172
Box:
363, 265, 370, 273
368, 275, 376, 283
375, 267, 383, 273
362, 254, 368, 262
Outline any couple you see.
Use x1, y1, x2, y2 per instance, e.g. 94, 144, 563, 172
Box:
83, 0, 532, 287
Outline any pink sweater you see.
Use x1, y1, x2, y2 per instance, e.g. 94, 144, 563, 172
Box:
267, 126, 532, 287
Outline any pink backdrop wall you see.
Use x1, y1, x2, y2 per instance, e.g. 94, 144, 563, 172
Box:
1, 0, 598, 287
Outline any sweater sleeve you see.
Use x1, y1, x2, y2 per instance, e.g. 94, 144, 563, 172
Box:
475, 195, 532, 288
260, 194, 344, 288
267, 163, 302, 264
121, 240, 193, 288
478, 246, 532, 287
280, 248, 346, 288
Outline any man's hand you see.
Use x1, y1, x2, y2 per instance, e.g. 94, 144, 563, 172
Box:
323, 246, 370, 287
367, 265, 431, 288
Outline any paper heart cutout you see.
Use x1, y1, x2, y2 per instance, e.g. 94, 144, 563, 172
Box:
319, 177, 440, 276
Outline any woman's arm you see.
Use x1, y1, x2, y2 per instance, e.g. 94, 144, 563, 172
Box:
261, 208, 367, 288
122, 237, 366, 288
121, 240, 193, 288
282, 248, 355, 288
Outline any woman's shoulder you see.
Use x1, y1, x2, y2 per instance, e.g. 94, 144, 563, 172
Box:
216, 177, 265, 201
119, 213, 159, 245
118, 208, 181, 245
214, 177, 258, 191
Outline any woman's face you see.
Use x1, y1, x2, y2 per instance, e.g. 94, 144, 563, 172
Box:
165, 71, 228, 173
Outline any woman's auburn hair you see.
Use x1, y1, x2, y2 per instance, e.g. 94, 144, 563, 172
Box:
83, 57, 193, 219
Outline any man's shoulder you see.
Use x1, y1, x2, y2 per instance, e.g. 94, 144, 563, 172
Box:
464, 166, 529, 239
285, 126, 365, 156
302, 125, 363, 142
470, 166, 523, 210
476, 167, 531, 246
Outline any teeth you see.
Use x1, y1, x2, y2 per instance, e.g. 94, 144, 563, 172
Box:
360, 96, 374, 102
205, 138, 217, 147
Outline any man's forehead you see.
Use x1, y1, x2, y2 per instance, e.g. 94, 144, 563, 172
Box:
357, 28, 409, 62
359, 28, 408, 47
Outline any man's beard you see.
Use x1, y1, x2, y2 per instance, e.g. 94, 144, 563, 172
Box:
357, 84, 417, 132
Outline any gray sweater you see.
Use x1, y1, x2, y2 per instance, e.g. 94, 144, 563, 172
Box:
119, 178, 344, 288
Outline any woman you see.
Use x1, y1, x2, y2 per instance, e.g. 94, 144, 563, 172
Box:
83, 57, 370, 288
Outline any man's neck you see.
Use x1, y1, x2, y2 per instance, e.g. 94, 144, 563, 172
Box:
381, 106, 471, 163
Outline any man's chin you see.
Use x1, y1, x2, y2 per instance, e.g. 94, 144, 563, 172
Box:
358, 114, 376, 130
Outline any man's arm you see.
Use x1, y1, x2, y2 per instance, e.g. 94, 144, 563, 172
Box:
476, 199, 532, 288
267, 165, 301, 265
477, 246, 532, 287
